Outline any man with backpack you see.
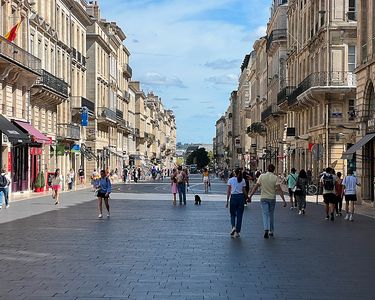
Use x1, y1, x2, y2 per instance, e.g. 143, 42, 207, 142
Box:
320, 167, 338, 221
0, 169, 11, 209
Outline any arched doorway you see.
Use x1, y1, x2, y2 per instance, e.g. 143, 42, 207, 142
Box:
363, 81, 375, 202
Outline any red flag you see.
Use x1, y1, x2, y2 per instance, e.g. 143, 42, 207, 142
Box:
4, 16, 25, 42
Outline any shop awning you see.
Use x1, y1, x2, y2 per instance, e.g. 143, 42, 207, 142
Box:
0, 115, 30, 144
13, 120, 50, 144
342, 133, 375, 159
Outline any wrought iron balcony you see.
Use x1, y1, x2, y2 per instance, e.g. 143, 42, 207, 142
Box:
71, 96, 95, 114
35, 69, 69, 98
124, 63, 133, 78
288, 72, 357, 106
277, 86, 295, 105
57, 123, 80, 141
97, 107, 117, 122
116, 109, 124, 121
261, 105, 273, 121
0, 35, 41, 73
266, 29, 287, 51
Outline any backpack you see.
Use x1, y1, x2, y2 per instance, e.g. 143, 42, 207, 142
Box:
0, 175, 7, 188
323, 174, 334, 191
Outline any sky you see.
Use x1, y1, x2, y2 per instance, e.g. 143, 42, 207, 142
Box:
100, 0, 270, 144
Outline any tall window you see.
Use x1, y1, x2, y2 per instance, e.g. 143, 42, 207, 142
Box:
348, 45, 356, 72
348, 0, 357, 21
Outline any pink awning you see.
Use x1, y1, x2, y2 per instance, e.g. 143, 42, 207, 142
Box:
14, 121, 51, 144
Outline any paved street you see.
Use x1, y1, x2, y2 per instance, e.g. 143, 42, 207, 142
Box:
0, 175, 374, 299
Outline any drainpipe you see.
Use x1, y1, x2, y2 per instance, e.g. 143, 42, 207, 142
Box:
325, 0, 330, 167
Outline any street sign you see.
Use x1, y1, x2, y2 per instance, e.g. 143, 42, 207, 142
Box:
312, 144, 324, 160
81, 106, 88, 127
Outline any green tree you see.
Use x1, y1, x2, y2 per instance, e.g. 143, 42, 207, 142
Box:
186, 148, 210, 169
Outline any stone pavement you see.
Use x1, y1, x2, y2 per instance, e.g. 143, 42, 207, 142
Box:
0, 186, 374, 299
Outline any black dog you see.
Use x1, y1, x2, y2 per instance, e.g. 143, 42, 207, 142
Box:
194, 195, 201, 205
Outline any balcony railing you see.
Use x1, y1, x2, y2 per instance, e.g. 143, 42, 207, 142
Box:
57, 123, 80, 141
288, 72, 357, 106
97, 107, 116, 121
71, 96, 95, 114
124, 63, 133, 78
35, 69, 69, 98
266, 29, 287, 51
277, 86, 295, 105
0, 35, 41, 72
261, 105, 273, 121
116, 109, 124, 120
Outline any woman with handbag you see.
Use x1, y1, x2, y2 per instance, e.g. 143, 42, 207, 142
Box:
95, 170, 112, 219
294, 169, 308, 215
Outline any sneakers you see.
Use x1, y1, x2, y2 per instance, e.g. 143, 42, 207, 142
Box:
98, 214, 103, 218
344, 214, 350, 221
234, 232, 240, 238
330, 213, 335, 222
298, 210, 302, 215
107, 213, 110, 218
290, 206, 294, 210
264, 230, 269, 239
349, 214, 354, 222
269, 231, 274, 237
325, 216, 329, 220
230, 227, 236, 237
5, 204, 9, 209
302, 209, 305, 215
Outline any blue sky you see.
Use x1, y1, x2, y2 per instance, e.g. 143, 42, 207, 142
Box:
100, 0, 270, 144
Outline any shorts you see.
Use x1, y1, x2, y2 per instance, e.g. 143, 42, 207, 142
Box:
203, 176, 209, 183
323, 193, 337, 204
97, 191, 109, 199
345, 194, 357, 202
52, 185, 61, 191
288, 188, 295, 197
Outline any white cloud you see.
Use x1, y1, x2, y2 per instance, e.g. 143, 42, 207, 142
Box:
141, 72, 187, 89
204, 59, 241, 70
205, 74, 238, 85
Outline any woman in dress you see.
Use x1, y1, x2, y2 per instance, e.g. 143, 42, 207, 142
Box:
171, 168, 178, 205
51, 168, 63, 205
202, 167, 210, 193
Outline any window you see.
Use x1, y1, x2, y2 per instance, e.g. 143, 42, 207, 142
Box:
348, 99, 356, 121
348, 0, 357, 21
348, 45, 356, 72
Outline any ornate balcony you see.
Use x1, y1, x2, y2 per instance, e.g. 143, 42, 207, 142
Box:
71, 96, 95, 115
97, 107, 117, 124
261, 105, 273, 121
57, 123, 80, 141
288, 72, 357, 107
34, 69, 69, 98
277, 86, 295, 105
124, 63, 133, 78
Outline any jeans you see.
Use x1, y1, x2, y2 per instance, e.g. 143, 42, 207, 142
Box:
260, 199, 276, 232
0, 187, 9, 207
230, 193, 245, 233
177, 183, 186, 204
68, 182, 73, 190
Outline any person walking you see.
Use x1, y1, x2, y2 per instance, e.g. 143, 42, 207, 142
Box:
78, 166, 85, 186
248, 164, 287, 238
67, 169, 75, 190
320, 167, 338, 221
226, 168, 247, 238
95, 170, 112, 218
294, 169, 308, 215
202, 167, 210, 193
335, 172, 344, 216
287, 168, 298, 209
176, 166, 188, 205
171, 168, 178, 206
342, 169, 360, 222
51, 169, 63, 205
0, 169, 11, 209
91, 169, 100, 190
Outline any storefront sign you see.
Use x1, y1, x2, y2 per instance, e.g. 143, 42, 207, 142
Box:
30, 148, 42, 155
81, 107, 88, 127
71, 144, 80, 153
7, 152, 11, 172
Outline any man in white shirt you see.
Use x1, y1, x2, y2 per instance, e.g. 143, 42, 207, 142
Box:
0, 169, 11, 209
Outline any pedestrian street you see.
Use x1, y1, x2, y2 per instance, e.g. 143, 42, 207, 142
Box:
0, 177, 374, 300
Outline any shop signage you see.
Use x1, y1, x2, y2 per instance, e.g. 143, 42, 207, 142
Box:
81, 107, 88, 127
7, 152, 11, 172
71, 144, 80, 153
56, 143, 65, 156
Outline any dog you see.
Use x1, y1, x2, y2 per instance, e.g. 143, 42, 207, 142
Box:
194, 194, 201, 205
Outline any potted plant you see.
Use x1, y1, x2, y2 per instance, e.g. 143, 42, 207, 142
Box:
34, 172, 42, 192
40, 171, 45, 192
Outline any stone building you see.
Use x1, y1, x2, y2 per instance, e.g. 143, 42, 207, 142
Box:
343, 0, 375, 203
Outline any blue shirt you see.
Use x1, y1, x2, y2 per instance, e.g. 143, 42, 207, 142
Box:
98, 177, 112, 194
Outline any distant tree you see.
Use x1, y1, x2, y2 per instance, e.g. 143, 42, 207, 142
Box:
186, 148, 210, 169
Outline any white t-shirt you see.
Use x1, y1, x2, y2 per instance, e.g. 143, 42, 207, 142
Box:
227, 177, 246, 194
342, 175, 358, 195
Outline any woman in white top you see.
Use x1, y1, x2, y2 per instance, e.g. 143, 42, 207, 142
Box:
226, 168, 247, 238
51, 168, 63, 205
